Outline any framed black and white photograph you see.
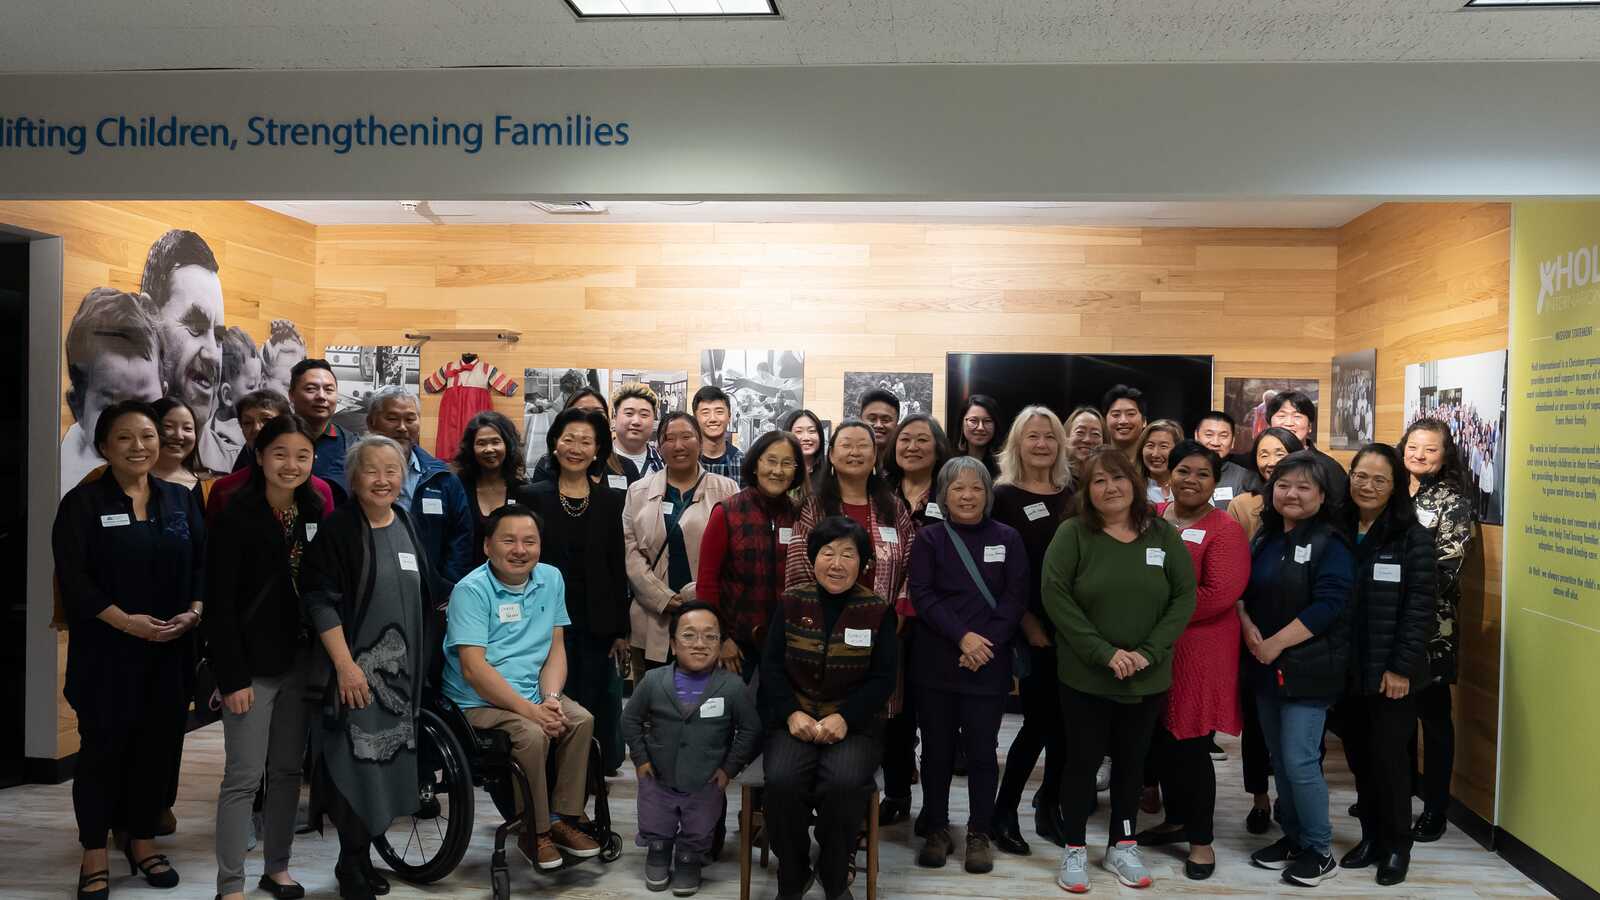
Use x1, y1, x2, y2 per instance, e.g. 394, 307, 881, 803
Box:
1330, 349, 1377, 450
844, 371, 934, 421
699, 349, 805, 450
524, 367, 608, 466
1222, 377, 1322, 455
326, 344, 421, 436
609, 368, 689, 418
1405, 349, 1508, 525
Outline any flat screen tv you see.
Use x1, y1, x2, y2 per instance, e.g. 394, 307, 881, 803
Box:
945, 353, 1215, 441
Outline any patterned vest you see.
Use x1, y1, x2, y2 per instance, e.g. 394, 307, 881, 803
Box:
780, 582, 891, 718
717, 488, 795, 645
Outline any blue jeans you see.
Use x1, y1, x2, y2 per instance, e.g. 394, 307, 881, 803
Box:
1255, 691, 1333, 856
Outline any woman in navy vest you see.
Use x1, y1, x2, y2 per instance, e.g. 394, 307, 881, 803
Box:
1238, 451, 1356, 889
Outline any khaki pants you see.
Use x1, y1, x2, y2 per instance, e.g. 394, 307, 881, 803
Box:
465, 698, 594, 831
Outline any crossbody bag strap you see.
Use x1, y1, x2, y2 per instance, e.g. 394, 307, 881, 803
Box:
942, 522, 996, 609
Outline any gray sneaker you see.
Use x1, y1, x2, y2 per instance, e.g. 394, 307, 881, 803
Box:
1104, 841, 1153, 889
645, 839, 672, 891
1057, 845, 1090, 893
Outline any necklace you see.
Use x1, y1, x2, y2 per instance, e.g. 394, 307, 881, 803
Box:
560, 492, 590, 517
1166, 506, 1208, 530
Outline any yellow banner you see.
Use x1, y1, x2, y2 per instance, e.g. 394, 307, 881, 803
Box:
1504, 201, 1600, 889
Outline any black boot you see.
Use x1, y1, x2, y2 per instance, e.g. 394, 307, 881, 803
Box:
878, 794, 911, 827
1412, 811, 1448, 843
334, 862, 376, 900
990, 809, 1030, 856
1376, 850, 1411, 886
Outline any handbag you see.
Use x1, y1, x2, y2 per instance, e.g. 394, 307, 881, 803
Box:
941, 523, 1031, 680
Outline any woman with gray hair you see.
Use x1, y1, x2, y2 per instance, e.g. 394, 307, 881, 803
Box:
299, 433, 444, 900
906, 456, 1028, 875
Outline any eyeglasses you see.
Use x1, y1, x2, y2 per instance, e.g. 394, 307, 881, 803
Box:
675, 631, 722, 646
760, 456, 798, 471
964, 417, 994, 428
1350, 472, 1392, 489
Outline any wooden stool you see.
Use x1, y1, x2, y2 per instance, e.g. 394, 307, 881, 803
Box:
737, 760, 880, 900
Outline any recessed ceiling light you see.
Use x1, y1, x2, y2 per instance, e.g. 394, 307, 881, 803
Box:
1463, 0, 1600, 8
565, 0, 778, 18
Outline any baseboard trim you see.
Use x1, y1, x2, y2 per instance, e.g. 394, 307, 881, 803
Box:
1448, 797, 1495, 850
22, 753, 75, 784
1494, 828, 1598, 899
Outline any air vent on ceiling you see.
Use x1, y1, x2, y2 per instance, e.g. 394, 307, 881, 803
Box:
529, 200, 610, 215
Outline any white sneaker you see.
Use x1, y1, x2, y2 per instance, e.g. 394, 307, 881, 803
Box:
1057, 845, 1090, 893
1104, 841, 1153, 889
1095, 757, 1112, 793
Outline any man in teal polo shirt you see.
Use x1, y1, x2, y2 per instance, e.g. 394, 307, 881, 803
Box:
442, 505, 600, 870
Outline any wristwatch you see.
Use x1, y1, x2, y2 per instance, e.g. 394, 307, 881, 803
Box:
548, 691, 562, 702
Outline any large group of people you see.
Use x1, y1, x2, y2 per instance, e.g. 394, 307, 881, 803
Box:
53, 357, 1480, 899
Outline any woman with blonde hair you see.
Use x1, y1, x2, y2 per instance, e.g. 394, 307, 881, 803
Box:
990, 405, 1076, 855
1136, 420, 1185, 507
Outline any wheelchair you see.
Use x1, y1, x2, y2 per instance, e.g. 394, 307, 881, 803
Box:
373, 692, 624, 900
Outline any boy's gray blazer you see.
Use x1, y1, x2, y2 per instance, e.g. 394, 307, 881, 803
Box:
620, 664, 761, 794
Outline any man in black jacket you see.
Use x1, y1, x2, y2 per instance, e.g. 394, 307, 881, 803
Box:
1265, 391, 1348, 512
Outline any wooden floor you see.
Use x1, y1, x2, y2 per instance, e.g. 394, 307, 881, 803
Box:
0, 718, 1545, 899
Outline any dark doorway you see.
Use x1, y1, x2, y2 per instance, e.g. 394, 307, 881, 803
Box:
0, 239, 26, 788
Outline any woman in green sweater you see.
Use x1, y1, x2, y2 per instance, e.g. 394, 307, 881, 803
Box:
1042, 448, 1197, 894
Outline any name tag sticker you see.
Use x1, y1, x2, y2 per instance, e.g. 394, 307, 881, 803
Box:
777, 527, 793, 545
100, 513, 130, 527
844, 627, 873, 647
608, 474, 628, 490
1211, 487, 1235, 503
1417, 508, 1438, 528
1293, 544, 1313, 564
422, 497, 444, 515
498, 602, 522, 623
398, 552, 419, 572
984, 545, 1006, 563
700, 697, 726, 718
305, 523, 318, 541
1181, 528, 1207, 544
878, 527, 899, 545
1023, 502, 1051, 521
661, 500, 675, 517
1145, 548, 1166, 566
1373, 563, 1403, 583
924, 502, 944, 520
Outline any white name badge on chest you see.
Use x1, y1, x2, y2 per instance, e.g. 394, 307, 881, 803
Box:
498, 602, 523, 623
1023, 502, 1051, 521
700, 696, 726, 718
1211, 487, 1235, 504
305, 523, 319, 541
397, 551, 419, 572
924, 502, 944, 520
1417, 508, 1438, 528
777, 527, 793, 545
661, 500, 676, 517
100, 513, 131, 528
878, 527, 899, 545
608, 474, 628, 490
983, 545, 1006, 563
1181, 528, 1207, 544
1373, 563, 1403, 583
422, 497, 444, 515
844, 627, 873, 647
1293, 544, 1313, 564
1145, 548, 1166, 566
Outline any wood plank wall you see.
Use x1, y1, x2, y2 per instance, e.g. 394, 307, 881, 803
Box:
313, 223, 1340, 449
1336, 202, 1512, 822
0, 200, 315, 757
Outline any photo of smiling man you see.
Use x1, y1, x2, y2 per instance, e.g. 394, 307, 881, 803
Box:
139, 229, 232, 473
58, 287, 166, 493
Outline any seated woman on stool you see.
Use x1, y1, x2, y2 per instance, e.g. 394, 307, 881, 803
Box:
760, 516, 900, 900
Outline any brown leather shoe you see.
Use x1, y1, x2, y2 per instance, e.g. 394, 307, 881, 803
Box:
519, 831, 564, 871
550, 820, 601, 858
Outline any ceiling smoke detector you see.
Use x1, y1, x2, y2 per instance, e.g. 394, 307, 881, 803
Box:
529, 200, 610, 215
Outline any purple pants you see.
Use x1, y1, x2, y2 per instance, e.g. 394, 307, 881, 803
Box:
636, 775, 724, 855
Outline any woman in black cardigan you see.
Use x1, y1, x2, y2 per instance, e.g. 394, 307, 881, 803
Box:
1336, 444, 1436, 887
53, 400, 206, 899
524, 407, 629, 774
205, 414, 327, 900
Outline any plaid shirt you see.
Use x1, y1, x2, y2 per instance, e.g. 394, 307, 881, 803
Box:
700, 442, 744, 482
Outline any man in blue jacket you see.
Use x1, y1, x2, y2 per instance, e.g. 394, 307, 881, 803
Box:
367, 384, 474, 588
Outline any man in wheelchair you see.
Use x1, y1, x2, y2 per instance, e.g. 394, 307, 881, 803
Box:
440, 505, 602, 870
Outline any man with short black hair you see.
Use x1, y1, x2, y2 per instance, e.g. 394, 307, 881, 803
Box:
693, 385, 743, 480
289, 358, 350, 504
59, 287, 165, 492
612, 382, 664, 480
366, 385, 474, 586
1265, 390, 1347, 509
1194, 410, 1260, 508
1102, 384, 1147, 461
141, 229, 232, 472
859, 388, 901, 459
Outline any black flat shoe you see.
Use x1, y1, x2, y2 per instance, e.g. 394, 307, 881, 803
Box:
1135, 825, 1188, 847
360, 860, 390, 896
335, 863, 376, 900
1413, 811, 1448, 843
1184, 859, 1215, 881
76, 869, 110, 900
1340, 838, 1380, 869
1034, 803, 1067, 848
258, 874, 308, 899
1377, 850, 1410, 886
991, 812, 1030, 856
124, 844, 180, 889
879, 794, 911, 827
1245, 807, 1272, 835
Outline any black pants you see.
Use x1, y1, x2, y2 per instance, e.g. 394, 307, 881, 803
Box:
564, 628, 625, 772
1411, 682, 1455, 814
1152, 729, 1217, 845
72, 676, 189, 849
1241, 682, 1272, 796
1059, 687, 1166, 846
881, 629, 917, 801
1339, 692, 1419, 853
317, 760, 373, 869
916, 686, 1008, 835
763, 730, 881, 899
996, 645, 1066, 817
